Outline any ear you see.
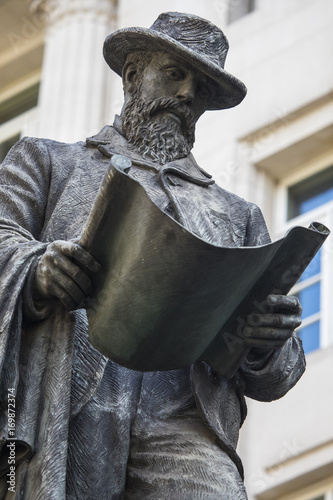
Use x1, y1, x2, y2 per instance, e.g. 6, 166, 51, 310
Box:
122, 62, 138, 94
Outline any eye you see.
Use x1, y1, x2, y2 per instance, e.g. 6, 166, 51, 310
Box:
197, 78, 217, 102
164, 66, 185, 81
196, 84, 211, 101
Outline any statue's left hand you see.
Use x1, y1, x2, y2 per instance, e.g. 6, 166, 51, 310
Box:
242, 294, 302, 350
33, 240, 100, 311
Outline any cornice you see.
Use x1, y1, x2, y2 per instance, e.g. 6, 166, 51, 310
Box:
29, 0, 115, 25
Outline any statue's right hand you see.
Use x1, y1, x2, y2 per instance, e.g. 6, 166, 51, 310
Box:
34, 240, 101, 311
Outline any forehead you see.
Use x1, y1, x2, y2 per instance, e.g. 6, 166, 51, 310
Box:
149, 51, 192, 69
148, 51, 199, 77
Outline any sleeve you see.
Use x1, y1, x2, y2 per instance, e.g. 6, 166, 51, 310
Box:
240, 334, 306, 401
0, 137, 51, 458
244, 202, 271, 246
0, 139, 96, 488
0, 137, 53, 323
0, 136, 51, 237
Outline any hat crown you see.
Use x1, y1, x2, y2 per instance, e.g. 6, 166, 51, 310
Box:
150, 12, 229, 70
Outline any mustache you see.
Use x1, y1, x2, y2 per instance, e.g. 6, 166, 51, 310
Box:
146, 97, 196, 131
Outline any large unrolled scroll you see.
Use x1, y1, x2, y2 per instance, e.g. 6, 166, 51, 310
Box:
80, 155, 330, 377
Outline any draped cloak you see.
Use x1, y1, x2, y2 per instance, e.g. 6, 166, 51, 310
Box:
0, 125, 305, 499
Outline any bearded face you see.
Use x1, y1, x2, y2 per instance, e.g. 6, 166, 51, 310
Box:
122, 89, 197, 165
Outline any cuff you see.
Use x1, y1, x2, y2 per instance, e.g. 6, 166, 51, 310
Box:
22, 256, 52, 322
240, 335, 306, 402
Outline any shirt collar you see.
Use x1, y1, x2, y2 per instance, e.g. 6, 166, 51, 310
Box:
86, 119, 215, 187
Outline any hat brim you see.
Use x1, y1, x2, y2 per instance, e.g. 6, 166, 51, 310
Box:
103, 27, 247, 110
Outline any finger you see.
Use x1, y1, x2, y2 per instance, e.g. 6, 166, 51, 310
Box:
267, 295, 302, 313
55, 257, 92, 295
243, 326, 294, 342
56, 241, 100, 273
247, 313, 302, 329
49, 282, 80, 311
51, 268, 87, 304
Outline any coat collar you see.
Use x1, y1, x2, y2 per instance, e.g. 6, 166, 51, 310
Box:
86, 120, 215, 187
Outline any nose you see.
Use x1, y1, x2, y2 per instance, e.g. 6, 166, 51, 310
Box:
175, 76, 196, 104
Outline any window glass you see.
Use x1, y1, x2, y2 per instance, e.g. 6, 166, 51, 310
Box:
288, 165, 333, 218
0, 82, 39, 164
299, 249, 321, 282
0, 83, 39, 126
0, 134, 20, 164
297, 321, 320, 355
300, 187, 333, 214
295, 281, 321, 354
297, 282, 321, 319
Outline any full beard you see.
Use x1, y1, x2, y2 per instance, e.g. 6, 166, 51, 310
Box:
122, 93, 196, 165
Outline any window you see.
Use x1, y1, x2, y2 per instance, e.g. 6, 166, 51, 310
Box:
303, 491, 333, 500
0, 83, 39, 126
287, 166, 333, 354
0, 83, 40, 164
288, 165, 333, 219
227, 0, 255, 24
0, 134, 20, 163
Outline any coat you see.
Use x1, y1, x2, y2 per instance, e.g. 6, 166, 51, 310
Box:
0, 125, 305, 498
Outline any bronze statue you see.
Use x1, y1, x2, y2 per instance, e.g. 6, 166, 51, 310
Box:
0, 12, 306, 499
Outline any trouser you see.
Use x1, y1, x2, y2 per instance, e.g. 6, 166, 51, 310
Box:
66, 361, 247, 500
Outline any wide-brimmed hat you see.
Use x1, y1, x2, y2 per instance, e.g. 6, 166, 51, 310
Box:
103, 12, 247, 110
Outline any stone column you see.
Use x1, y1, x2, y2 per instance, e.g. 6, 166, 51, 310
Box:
30, 0, 116, 143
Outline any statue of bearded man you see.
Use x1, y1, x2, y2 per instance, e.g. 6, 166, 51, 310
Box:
0, 12, 304, 500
